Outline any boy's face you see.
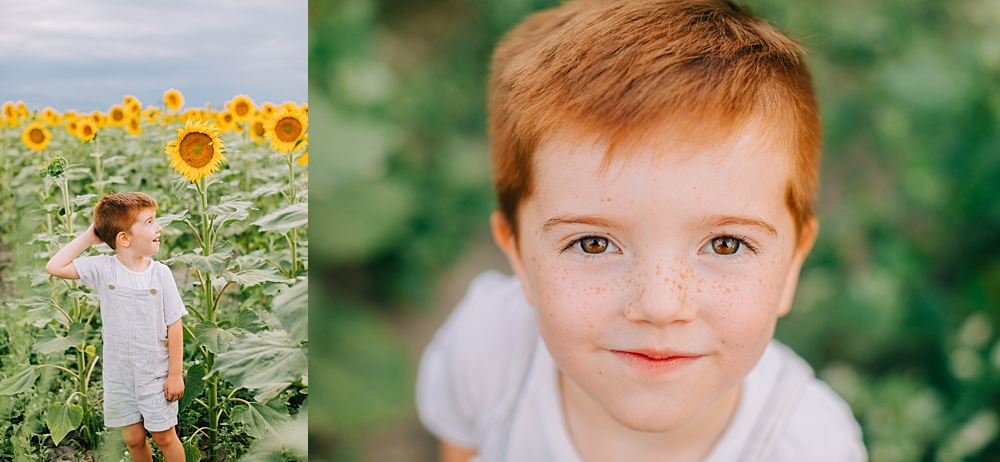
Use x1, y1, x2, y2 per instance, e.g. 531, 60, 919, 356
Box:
122, 208, 162, 256
494, 123, 816, 432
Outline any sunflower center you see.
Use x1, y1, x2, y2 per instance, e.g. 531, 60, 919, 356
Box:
29, 129, 44, 143
112, 109, 124, 121
276, 117, 302, 142
235, 102, 250, 116
252, 122, 265, 137
179, 132, 215, 169
82, 126, 93, 136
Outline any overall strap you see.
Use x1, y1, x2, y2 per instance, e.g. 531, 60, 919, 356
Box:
737, 347, 813, 462
475, 315, 540, 462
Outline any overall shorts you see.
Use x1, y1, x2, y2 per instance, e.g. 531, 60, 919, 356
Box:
100, 267, 177, 431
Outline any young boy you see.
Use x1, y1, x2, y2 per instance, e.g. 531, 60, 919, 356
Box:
46, 192, 187, 462
416, 1, 867, 461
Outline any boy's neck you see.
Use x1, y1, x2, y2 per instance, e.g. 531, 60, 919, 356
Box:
560, 370, 741, 462
115, 251, 151, 273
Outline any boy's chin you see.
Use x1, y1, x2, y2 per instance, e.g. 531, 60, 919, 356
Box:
604, 403, 701, 433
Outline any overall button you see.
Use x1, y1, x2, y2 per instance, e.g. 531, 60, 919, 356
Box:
150, 288, 157, 295
109, 284, 115, 290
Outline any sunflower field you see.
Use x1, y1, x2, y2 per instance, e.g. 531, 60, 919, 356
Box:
0, 91, 308, 461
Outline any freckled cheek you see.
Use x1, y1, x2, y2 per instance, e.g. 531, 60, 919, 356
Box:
532, 263, 622, 347
697, 271, 782, 352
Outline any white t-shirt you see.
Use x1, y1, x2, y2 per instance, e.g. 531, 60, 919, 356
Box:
416, 271, 867, 462
73, 254, 188, 327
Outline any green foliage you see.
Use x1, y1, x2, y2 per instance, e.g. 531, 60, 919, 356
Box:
45, 401, 83, 446
0, 96, 308, 459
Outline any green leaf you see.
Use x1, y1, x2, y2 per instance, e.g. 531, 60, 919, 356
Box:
46, 401, 83, 446
223, 267, 288, 289
184, 442, 202, 461
193, 322, 236, 355
251, 202, 308, 234
206, 195, 257, 228
232, 402, 290, 439
216, 331, 307, 390
179, 363, 206, 412
157, 210, 189, 227
13, 296, 59, 328
0, 364, 39, 395
236, 309, 267, 334
273, 281, 307, 343
32, 323, 85, 355
165, 241, 234, 274
70, 194, 98, 207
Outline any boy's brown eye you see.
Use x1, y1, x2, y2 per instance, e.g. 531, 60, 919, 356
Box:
580, 237, 609, 254
711, 237, 740, 255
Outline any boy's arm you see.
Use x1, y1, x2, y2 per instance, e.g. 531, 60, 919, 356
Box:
440, 441, 477, 462
45, 224, 102, 280
164, 319, 184, 402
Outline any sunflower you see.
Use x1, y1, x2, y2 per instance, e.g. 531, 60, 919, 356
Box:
142, 106, 159, 124
16, 101, 28, 118
248, 116, 267, 143
215, 110, 236, 132
108, 105, 128, 127
164, 89, 184, 112
42, 108, 61, 126
76, 119, 98, 142
22, 123, 51, 151
65, 117, 80, 135
3, 101, 18, 126
89, 111, 106, 128
264, 107, 308, 154
126, 117, 142, 136
299, 103, 308, 115
260, 102, 276, 117
228, 94, 255, 122
123, 96, 142, 116
165, 119, 227, 182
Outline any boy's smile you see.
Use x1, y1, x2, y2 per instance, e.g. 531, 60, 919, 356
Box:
126, 208, 162, 257
494, 120, 816, 439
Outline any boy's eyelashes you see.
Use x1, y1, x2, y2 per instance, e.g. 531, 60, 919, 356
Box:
701, 234, 759, 257
557, 233, 760, 258
562, 235, 622, 256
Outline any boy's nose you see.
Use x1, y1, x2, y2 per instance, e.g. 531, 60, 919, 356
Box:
624, 260, 698, 326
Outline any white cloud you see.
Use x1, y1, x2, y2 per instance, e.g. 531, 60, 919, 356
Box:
0, 0, 306, 110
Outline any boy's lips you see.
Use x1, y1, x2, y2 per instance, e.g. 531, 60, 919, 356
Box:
610, 348, 704, 376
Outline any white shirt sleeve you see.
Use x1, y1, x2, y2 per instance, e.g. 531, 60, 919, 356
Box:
72, 255, 111, 290
160, 263, 188, 326
773, 378, 869, 462
416, 271, 535, 450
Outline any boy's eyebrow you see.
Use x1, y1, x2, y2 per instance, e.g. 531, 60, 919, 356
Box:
703, 214, 778, 237
541, 215, 631, 232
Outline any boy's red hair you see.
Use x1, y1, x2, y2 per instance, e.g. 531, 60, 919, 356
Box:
489, 0, 821, 236
94, 192, 158, 249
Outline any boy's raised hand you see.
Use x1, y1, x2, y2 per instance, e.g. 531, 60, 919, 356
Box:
45, 223, 103, 280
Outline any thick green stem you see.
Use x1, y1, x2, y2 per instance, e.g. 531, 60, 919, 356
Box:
60, 177, 73, 235
197, 177, 221, 461
94, 137, 103, 196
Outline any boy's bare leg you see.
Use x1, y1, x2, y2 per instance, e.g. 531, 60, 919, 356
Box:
151, 426, 185, 462
122, 422, 152, 462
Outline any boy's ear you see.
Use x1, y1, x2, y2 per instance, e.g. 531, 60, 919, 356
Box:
490, 210, 536, 306
776, 216, 819, 317
116, 231, 130, 249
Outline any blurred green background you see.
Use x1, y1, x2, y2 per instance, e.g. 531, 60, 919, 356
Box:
308, 0, 1000, 460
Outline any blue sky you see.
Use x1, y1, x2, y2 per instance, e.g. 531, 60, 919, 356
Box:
0, 0, 307, 113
